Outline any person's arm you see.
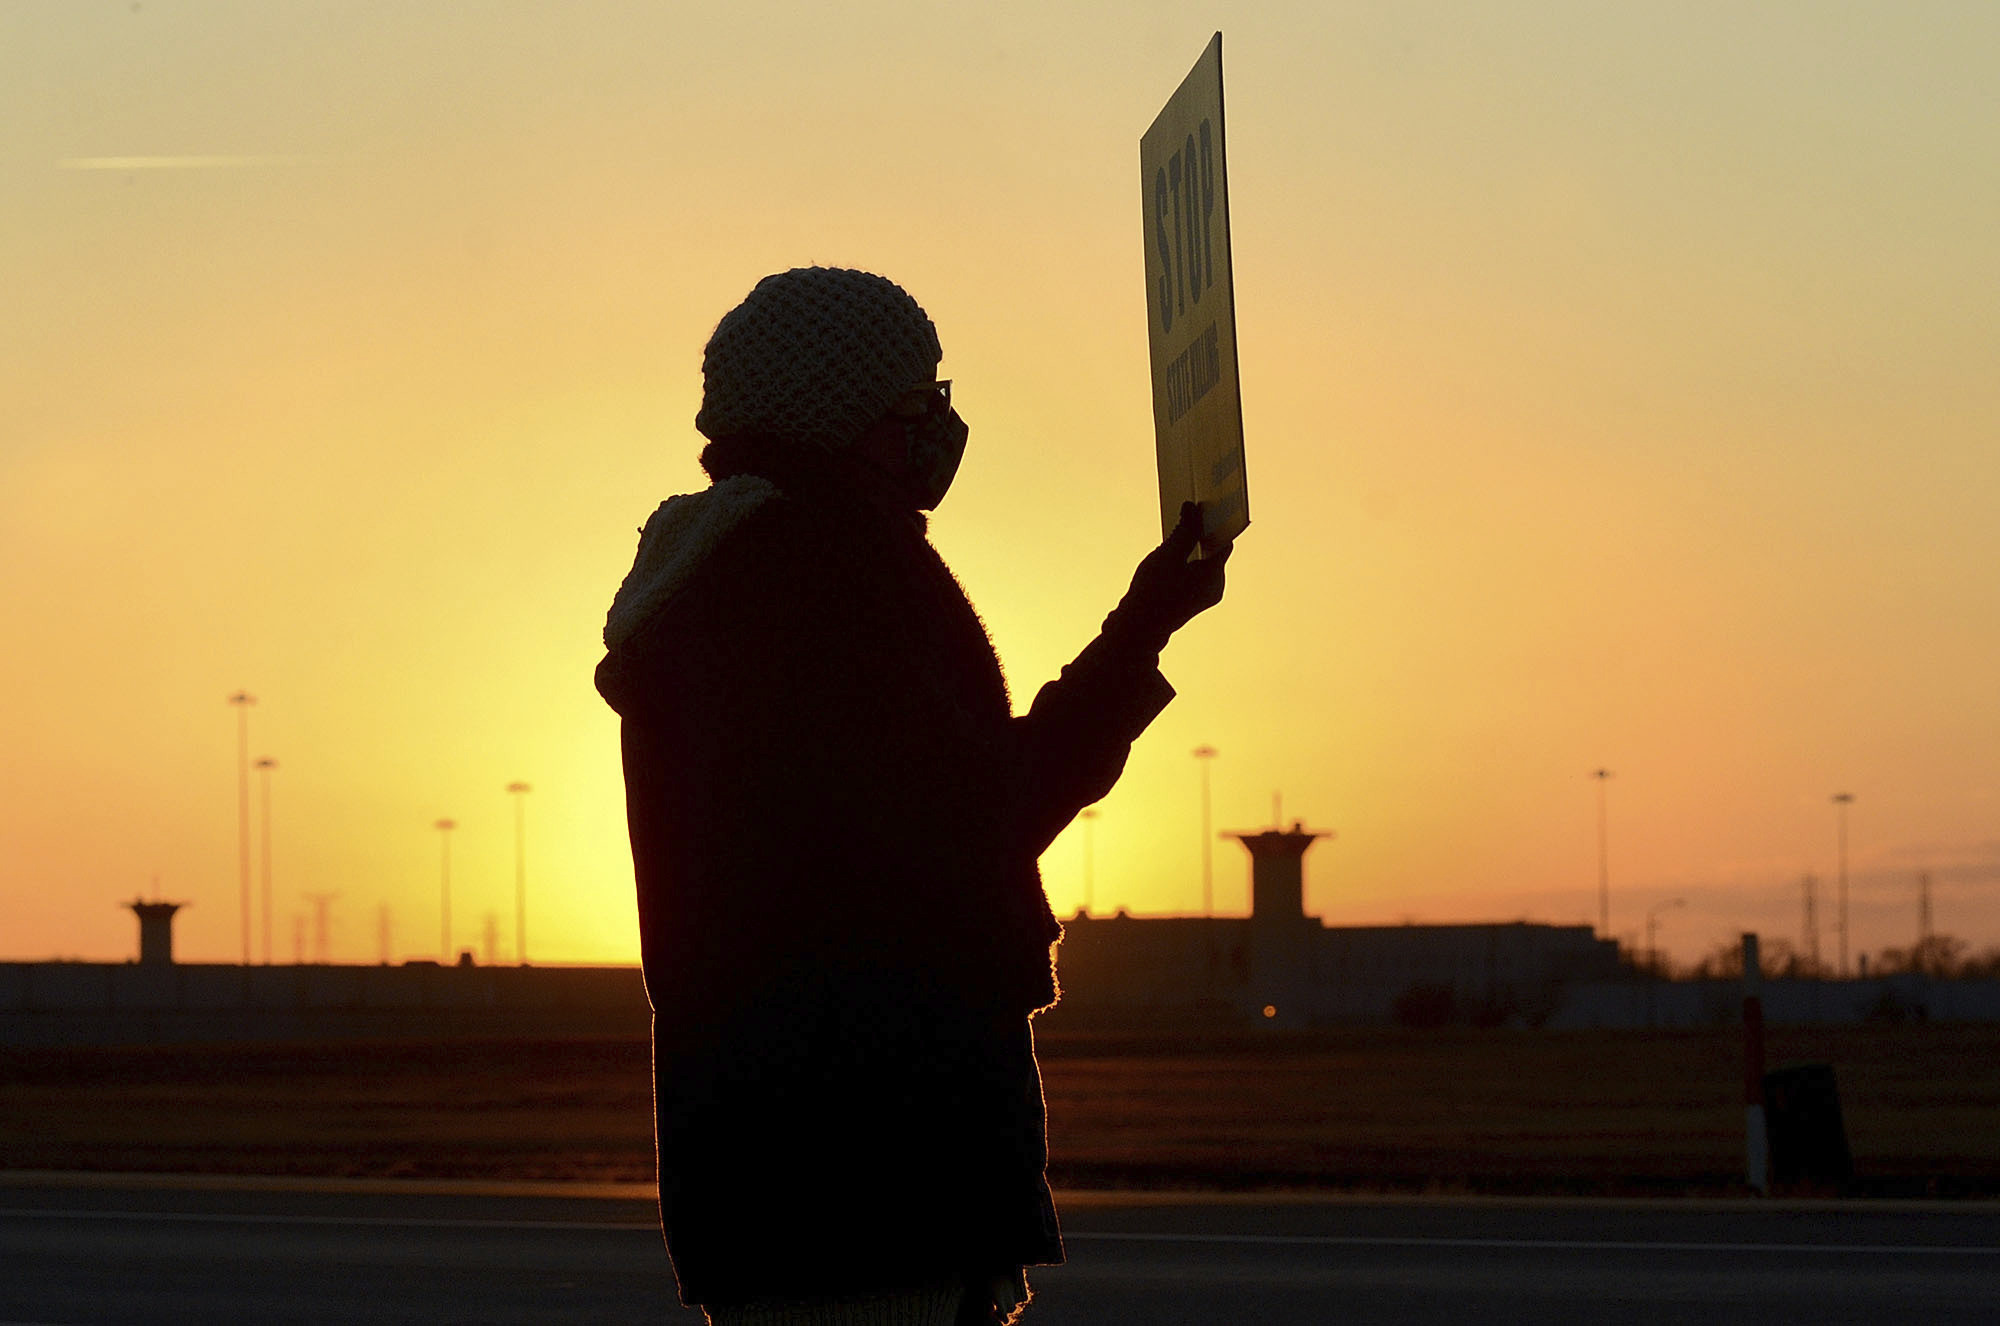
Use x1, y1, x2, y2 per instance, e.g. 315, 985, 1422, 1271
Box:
1006, 501, 1230, 854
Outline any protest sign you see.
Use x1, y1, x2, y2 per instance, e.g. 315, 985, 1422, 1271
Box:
1141, 32, 1248, 551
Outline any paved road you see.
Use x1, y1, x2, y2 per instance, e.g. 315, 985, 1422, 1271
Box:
4, 1174, 1998, 1324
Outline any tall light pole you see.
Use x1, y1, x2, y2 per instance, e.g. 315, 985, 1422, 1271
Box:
434, 818, 456, 962
254, 757, 278, 964
1801, 873, 1820, 976
1833, 792, 1854, 977
1917, 870, 1934, 975
507, 782, 531, 965
1078, 806, 1099, 915
1193, 746, 1218, 916
227, 691, 257, 965
1592, 769, 1614, 939
303, 891, 337, 964
1645, 897, 1685, 976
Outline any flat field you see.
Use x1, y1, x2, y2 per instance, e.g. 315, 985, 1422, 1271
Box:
4, 1025, 1997, 1195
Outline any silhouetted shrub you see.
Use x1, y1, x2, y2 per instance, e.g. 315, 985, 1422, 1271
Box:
1960, 947, 2000, 980
1876, 935, 1968, 978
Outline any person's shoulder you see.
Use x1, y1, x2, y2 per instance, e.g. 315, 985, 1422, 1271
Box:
690, 485, 853, 607
600, 478, 850, 672
602, 477, 797, 650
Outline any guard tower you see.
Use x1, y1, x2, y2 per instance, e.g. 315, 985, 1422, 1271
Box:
1226, 821, 1333, 1027
1230, 822, 1331, 920
128, 899, 186, 967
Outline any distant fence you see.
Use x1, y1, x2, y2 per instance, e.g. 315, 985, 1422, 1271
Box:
10, 961, 1996, 1044
0, 962, 650, 1046
1548, 975, 2000, 1030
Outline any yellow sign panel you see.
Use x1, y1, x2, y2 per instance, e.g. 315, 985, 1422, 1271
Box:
1141, 32, 1248, 553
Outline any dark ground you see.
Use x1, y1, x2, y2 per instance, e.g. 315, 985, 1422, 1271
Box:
9, 1175, 2000, 1325
4, 1024, 1997, 1196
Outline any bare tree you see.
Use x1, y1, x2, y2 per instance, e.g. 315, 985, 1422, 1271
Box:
1877, 934, 1970, 977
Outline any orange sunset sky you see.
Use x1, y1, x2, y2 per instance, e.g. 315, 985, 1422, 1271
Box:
4, 2, 1996, 970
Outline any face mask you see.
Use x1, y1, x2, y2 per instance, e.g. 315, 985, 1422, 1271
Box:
902, 407, 969, 510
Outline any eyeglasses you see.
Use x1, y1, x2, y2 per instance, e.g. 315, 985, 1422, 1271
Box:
889, 379, 952, 417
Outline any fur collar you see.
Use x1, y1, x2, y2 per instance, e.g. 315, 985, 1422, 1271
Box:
603, 475, 779, 650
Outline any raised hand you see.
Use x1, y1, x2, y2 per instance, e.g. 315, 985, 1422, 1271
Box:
1105, 501, 1231, 655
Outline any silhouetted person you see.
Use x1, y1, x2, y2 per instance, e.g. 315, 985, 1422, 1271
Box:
596, 267, 1227, 1325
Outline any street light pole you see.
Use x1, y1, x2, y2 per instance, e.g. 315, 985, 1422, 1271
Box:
302, 891, 337, 964
507, 782, 531, 965
1917, 870, 1934, 975
435, 819, 456, 962
1801, 873, 1820, 976
254, 757, 278, 964
228, 691, 257, 965
1592, 769, 1614, 939
1833, 792, 1854, 977
1193, 746, 1218, 916
1646, 897, 1686, 976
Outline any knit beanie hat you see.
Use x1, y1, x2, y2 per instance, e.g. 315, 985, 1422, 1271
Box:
695, 267, 943, 453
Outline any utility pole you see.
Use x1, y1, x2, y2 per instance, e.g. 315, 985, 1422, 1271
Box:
1193, 746, 1218, 915
303, 891, 337, 964
1833, 792, 1854, 977
1646, 898, 1686, 977
228, 691, 257, 964
507, 782, 532, 964
1592, 769, 1614, 939
1801, 872, 1820, 976
254, 757, 278, 964
435, 819, 457, 961
1917, 871, 1934, 975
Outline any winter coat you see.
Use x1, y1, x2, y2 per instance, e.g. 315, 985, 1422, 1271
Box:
595, 444, 1173, 1309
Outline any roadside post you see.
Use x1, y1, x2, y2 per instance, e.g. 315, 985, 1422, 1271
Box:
1742, 932, 1769, 1194
1141, 32, 1249, 554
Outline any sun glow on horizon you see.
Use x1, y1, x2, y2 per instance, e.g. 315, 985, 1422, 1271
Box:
5, 3, 1998, 970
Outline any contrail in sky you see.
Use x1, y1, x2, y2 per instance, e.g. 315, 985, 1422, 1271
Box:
57, 155, 307, 170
